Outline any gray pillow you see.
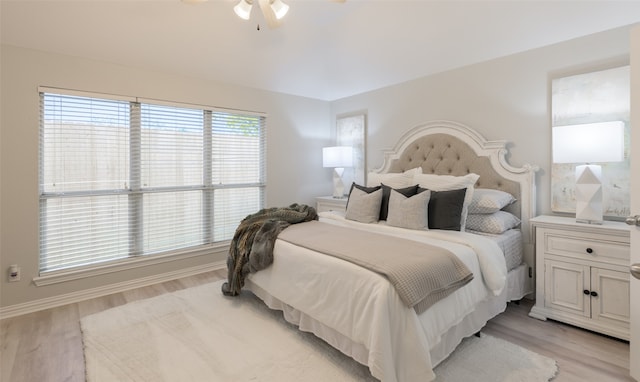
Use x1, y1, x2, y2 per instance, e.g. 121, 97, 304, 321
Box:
346, 182, 381, 209
387, 189, 431, 230
345, 187, 383, 224
379, 183, 419, 221
468, 188, 516, 214
466, 211, 521, 234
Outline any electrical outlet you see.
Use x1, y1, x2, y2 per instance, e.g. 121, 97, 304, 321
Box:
9, 265, 20, 282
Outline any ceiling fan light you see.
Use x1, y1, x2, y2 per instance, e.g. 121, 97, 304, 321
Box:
234, 0, 253, 20
270, 0, 289, 20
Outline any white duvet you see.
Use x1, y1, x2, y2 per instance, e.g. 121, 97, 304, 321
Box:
246, 211, 508, 382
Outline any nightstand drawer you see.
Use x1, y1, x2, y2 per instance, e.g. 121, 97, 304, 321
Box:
544, 231, 629, 266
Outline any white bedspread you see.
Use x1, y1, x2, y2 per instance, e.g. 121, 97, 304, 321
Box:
246, 212, 508, 382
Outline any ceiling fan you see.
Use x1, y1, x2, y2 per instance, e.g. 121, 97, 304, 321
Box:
234, 0, 290, 29
183, 0, 345, 30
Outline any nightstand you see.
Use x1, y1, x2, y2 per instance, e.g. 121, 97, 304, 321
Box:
315, 196, 347, 213
529, 215, 630, 340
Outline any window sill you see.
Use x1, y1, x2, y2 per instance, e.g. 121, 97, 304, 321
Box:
33, 243, 229, 287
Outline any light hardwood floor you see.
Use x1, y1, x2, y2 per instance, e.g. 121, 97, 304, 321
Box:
1, 269, 632, 382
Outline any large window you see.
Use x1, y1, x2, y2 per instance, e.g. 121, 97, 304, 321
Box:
39, 89, 266, 273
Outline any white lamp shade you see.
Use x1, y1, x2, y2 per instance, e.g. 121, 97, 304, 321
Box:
234, 0, 253, 20
553, 121, 625, 164
323, 146, 353, 168
270, 0, 289, 20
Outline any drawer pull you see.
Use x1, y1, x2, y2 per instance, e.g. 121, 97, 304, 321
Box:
583, 290, 590, 295
586, 248, 593, 254
590, 291, 598, 297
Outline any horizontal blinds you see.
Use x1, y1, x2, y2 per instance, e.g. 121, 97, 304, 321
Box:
39, 90, 266, 273
40, 93, 131, 193
211, 112, 266, 185
210, 112, 266, 241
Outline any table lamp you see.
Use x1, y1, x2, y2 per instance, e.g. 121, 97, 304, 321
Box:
323, 146, 353, 198
552, 121, 625, 224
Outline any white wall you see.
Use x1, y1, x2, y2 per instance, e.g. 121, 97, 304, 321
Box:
0, 45, 331, 309
330, 26, 633, 217
1, 24, 634, 312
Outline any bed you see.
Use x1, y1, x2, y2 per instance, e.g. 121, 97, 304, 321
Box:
243, 120, 538, 381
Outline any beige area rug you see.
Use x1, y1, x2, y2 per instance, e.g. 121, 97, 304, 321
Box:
81, 280, 557, 382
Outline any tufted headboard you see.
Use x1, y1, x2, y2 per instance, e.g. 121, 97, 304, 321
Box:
386, 132, 522, 218
372, 120, 539, 279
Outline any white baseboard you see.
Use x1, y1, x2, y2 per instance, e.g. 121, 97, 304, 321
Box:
0, 261, 226, 320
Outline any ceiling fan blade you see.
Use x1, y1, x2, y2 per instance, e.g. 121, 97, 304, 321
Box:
258, 0, 282, 29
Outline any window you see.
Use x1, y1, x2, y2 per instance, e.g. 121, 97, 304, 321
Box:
39, 89, 266, 273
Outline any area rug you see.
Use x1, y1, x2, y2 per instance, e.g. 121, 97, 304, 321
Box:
81, 280, 557, 382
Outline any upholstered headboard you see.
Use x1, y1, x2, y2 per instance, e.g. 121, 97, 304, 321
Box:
385, 132, 522, 218
373, 120, 539, 280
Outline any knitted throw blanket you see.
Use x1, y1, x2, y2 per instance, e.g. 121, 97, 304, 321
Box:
221, 203, 318, 296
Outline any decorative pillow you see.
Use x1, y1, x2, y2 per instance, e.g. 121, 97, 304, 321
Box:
379, 184, 419, 221
466, 211, 521, 234
412, 173, 480, 231
419, 188, 466, 231
367, 167, 422, 189
387, 189, 431, 230
346, 182, 381, 208
345, 187, 383, 224
468, 188, 516, 214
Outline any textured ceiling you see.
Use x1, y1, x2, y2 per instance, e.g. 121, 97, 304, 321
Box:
2, 0, 640, 101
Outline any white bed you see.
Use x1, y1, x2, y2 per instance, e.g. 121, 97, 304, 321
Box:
245, 120, 538, 381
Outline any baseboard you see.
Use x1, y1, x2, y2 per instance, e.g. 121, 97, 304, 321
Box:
0, 261, 226, 320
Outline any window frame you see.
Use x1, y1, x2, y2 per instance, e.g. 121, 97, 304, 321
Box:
36, 87, 266, 284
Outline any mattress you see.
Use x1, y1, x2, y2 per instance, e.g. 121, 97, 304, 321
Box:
467, 228, 523, 271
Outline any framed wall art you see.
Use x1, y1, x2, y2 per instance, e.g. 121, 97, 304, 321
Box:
336, 112, 366, 188
551, 65, 630, 218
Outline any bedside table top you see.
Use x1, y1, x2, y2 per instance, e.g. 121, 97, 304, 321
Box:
530, 215, 630, 235
316, 195, 348, 202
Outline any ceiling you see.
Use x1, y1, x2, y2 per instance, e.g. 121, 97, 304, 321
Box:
2, 1, 640, 101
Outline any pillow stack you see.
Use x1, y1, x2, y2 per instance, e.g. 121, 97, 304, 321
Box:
465, 188, 520, 234
344, 167, 481, 232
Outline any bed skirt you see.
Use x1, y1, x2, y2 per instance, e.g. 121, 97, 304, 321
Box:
246, 262, 528, 379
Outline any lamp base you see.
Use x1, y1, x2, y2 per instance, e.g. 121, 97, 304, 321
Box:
332, 168, 345, 198
574, 164, 603, 225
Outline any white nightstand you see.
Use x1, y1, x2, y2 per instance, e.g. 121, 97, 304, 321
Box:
316, 196, 347, 213
529, 215, 630, 340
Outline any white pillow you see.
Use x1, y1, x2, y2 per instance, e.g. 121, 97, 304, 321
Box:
412, 173, 480, 231
367, 167, 422, 189
387, 189, 431, 230
468, 188, 516, 214
466, 211, 521, 234
345, 187, 382, 224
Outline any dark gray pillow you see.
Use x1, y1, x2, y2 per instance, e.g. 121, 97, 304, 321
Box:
379, 183, 419, 220
418, 187, 467, 231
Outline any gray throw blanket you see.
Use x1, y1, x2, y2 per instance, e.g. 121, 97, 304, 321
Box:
221, 203, 318, 296
279, 220, 474, 313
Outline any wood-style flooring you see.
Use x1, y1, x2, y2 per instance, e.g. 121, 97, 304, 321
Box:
1, 269, 633, 382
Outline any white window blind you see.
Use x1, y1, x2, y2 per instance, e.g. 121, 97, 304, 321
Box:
39, 90, 266, 273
